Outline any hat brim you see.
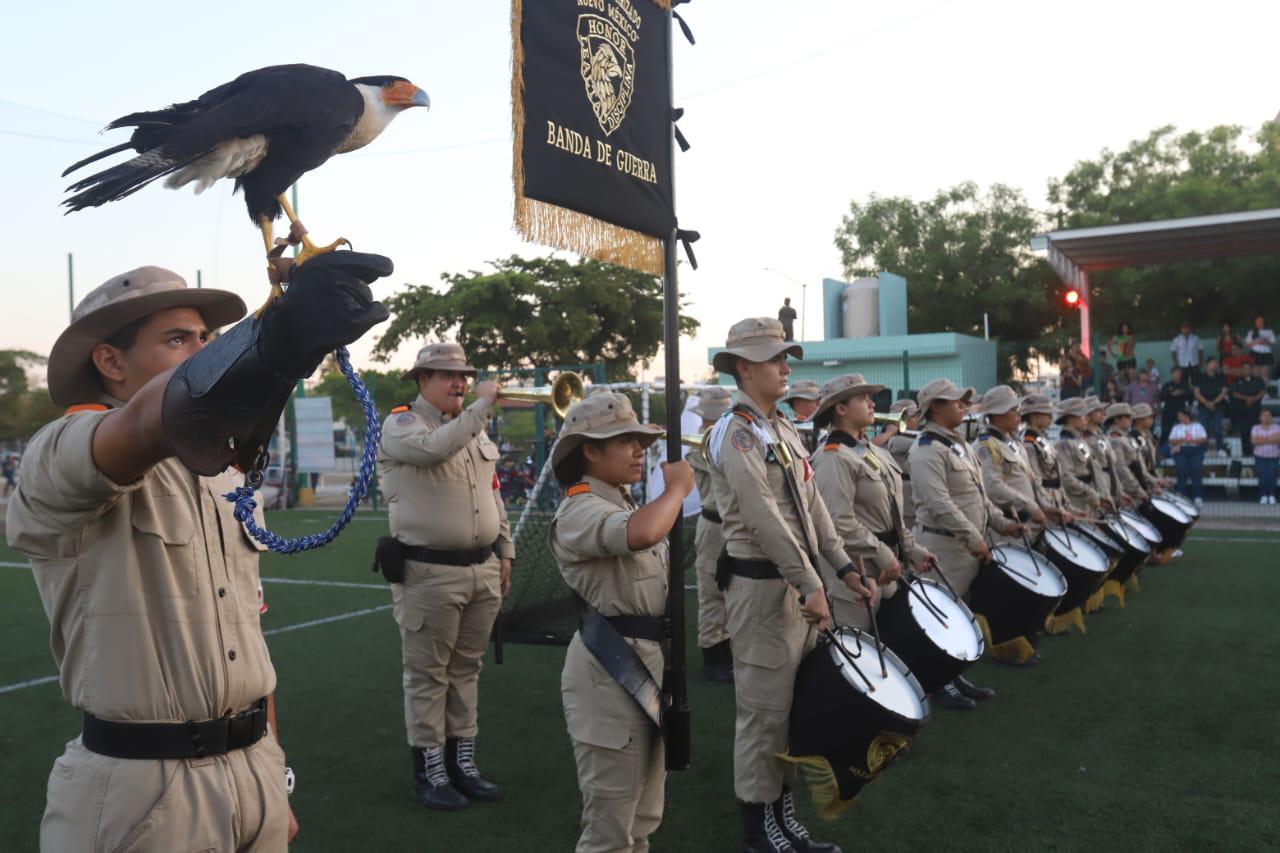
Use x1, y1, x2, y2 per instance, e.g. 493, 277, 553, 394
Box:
812, 383, 886, 428
550, 422, 665, 473
920, 386, 974, 415
400, 362, 479, 382
982, 399, 1021, 416
712, 341, 803, 374
1020, 404, 1055, 417
48, 288, 246, 407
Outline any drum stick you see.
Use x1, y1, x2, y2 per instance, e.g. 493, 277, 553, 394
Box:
900, 568, 950, 626
821, 628, 876, 693
1017, 526, 1042, 575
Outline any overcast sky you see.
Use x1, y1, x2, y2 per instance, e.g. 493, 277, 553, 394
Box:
2, 0, 1276, 384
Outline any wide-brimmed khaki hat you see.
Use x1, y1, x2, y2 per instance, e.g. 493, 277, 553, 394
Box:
1019, 393, 1055, 417
1104, 402, 1133, 423
1131, 402, 1154, 419
980, 385, 1020, 416
400, 341, 477, 381
781, 379, 821, 404
1083, 394, 1106, 413
918, 378, 974, 417
48, 266, 245, 407
711, 317, 803, 374
550, 392, 664, 474
813, 373, 886, 428
1055, 397, 1089, 423
693, 386, 733, 419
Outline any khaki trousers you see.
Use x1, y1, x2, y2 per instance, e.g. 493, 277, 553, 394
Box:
693, 516, 728, 648
830, 580, 892, 632
724, 575, 816, 804
914, 530, 981, 599
561, 635, 665, 853
393, 556, 502, 748
41, 733, 287, 852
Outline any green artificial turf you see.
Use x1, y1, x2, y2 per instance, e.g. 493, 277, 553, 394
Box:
1, 517, 1277, 851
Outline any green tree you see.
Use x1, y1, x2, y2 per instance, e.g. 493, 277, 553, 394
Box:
311, 365, 418, 439
373, 256, 699, 381
834, 182, 1062, 353
1046, 123, 1280, 335
0, 351, 60, 442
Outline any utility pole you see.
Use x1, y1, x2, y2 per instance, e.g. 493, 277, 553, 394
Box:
287, 182, 314, 508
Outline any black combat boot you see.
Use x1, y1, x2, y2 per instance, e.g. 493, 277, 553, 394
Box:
446, 736, 503, 802
773, 786, 842, 853
934, 681, 976, 711
742, 800, 794, 852
954, 673, 996, 700
410, 746, 468, 811
702, 639, 734, 683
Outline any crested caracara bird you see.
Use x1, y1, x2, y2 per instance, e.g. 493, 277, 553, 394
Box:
62, 64, 429, 313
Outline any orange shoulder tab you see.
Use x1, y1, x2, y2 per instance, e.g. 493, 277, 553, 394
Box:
390, 405, 411, 414
64, 403, 108, 415
566, 482, 591, 497
823, 443, 840, 452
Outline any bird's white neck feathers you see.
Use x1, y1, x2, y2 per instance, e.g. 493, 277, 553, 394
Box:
336, 84, 403, 154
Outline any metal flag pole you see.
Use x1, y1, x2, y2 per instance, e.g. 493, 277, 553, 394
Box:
661, 5, 691, 773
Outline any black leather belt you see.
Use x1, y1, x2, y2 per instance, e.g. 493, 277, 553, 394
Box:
1079, 473, 1094, 483
700, 508, 722, 524
604, 614, 665, 642
873, 530, 900, 549
402, 543, 495, 566
726, 556, 782, 580
82, 698, 268, 760
921, 526, 954, 538
1042, 478, 1061, 488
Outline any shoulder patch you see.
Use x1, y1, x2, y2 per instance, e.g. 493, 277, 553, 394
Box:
731, 430, 756, 452
917, 434, 935, 446
395, 412, 416, 425
566, 482, 591, 497
64, 403, 108, 415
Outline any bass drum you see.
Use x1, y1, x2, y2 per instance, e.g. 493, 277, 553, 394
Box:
786, 628, 929, 818
1120, 508, 1163, 550
1101, 517, 1152, 585
1043, 527, 1111, 614
968, 544, 1066, 645
1164, 491, 1201, 522
877, 576, 985, 694
1072, 521, 1123, 561
1142, 496, 1193, 551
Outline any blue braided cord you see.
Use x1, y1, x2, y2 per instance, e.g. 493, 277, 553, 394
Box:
223, 346, 381, 554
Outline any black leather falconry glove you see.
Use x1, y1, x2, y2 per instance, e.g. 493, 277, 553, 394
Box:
162, 252, 392, 476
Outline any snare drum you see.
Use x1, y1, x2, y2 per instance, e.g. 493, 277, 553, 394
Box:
1164, 491, 1200, 521
1072, 521, 1123, 561
785, 628, 929, 818
1100, 517, 1151, 587
1042, 527, 1111, 615
1142, 496, 1193, 551
1119, 508, 1163, 550
968, 544, 1066, 646
877, 576, 985, 694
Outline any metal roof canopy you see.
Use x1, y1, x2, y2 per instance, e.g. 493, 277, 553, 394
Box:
1031, 208, 1280, 354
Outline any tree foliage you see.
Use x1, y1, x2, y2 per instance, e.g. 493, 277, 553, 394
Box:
311, 364, 418, 439
373, 256, 699, 381
0, 351, 60, 443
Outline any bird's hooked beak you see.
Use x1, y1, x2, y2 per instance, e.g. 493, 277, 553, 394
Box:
383, 80, 430, 110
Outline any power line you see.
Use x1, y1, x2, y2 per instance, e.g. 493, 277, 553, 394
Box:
0, 97, 104, 126
0, 127, 96, 145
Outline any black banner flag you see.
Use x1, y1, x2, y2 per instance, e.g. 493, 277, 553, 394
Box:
513, 0, 674, 275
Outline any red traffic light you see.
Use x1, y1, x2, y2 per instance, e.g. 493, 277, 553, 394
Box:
1064, 289, 1081, 307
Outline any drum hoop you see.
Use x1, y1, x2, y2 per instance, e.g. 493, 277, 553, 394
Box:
905, 577, 984, 657
993, 543, 1072, 591
827, 628, 930, 722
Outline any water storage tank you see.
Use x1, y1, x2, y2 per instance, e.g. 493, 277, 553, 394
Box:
842, 278, 879, 338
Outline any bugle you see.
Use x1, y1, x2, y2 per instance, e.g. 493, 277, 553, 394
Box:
498, 371, 584, 419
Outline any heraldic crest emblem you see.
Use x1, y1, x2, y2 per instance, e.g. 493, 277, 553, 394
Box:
577, 13, 637, 136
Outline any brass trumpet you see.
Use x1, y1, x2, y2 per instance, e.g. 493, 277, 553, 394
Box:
498, 371, 584, 419
679, 432, 707, 450
873, 411, 909, 431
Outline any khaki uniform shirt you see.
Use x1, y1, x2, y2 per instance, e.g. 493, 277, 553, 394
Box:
908, 422, 1012, 549
1056, 429, 1099, 513
887, 432, 917, 528
1083, 430, 1119, 501
811, 431, 927, 587
1132, 428, 1161, 486
709, 399, 846, 597
1108, 428, 1149, 502
378, 395, 514, 558
1021, 428, 1068, 510
6, 407, 274, 722
549, 475, 669, 679
688, 443, 717, 519
975, 427, 1041, 519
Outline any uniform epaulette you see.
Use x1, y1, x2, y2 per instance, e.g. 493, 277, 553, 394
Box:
823, 443, 840, 452
917, 434, 935, 445
64, 403, 108, 415
390, 404, 412, 414
566, 482, 591, 497
1023, 433, 1038, 443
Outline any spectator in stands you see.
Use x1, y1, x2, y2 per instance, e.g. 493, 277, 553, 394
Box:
1160, 366, 1190, 442
1109, 321, 1136, 374
1170, 321, 1203, 381
1059, 352, 1082, 399
1193, 358, 1228, 454
1233, 362, 1268, 455
1245, 314, 1275, 379
1125, 368, 1160, 410
1220, 332, 1254, 386
1, 454, 15, 496
1251, 409, 1279, 505
1145, 358, 1160, 384
1101, 377, 1122, 404
1168, 407, 1207, 505
1096, 351, 1116, 397
1069, 341, 1094, 393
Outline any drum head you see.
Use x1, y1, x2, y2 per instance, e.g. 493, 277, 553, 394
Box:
906, 579, 983, 662
828, 629, 927, 721
1152, 496, 1192, 525
992, 544, 1069, 596
1109, 518, 1152, 554
1040, 529, 1110, 574
1073, 521, 1121, 553
1166, 493, 1200, 518
1120, 509, 1162, 544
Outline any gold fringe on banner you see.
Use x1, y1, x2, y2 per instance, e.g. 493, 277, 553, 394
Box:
510, 0, 665, 276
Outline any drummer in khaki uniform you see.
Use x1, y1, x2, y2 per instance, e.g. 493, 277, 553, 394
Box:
378, 342, 513, 810
548, 392, 691, 852
876, 399, 922, 529
810, 374, 935, 631
1020, 394, 1077, 521
709, 318, 863, 853
908, 378, 1023, 710
5, 255, 390, 850
1055, 398, 1102, 518
1083, 396, 1126, 511
687, 386, 735, 683
1129, 403, 1169, 493
781, 379, 822, 454
1104, 403, 1149, 506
